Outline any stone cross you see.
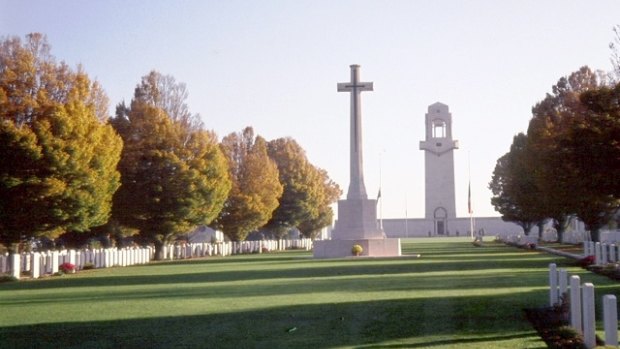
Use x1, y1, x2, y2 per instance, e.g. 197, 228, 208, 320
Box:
337, 64, 373, 200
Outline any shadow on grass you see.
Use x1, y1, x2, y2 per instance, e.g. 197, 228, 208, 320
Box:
1, 241, 594, 348
0, 294, 544, 349
358, 333, 546, 348
0, 270, 553, 307
0, 245, 560, 293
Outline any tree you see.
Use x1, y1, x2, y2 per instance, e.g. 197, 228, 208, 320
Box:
563, 82, 620, 239
211, 127, 283, 241
265, 138, 324, 238
111, 73, 230, 259
0, 34, 122, 253
133, 70, 203, 132
297, 167, 341, 239
527, 66, 602, 240
610, 25, 620, 81
489, 133, 545, 235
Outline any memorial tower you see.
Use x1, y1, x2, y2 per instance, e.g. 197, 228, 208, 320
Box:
419, 102, 459, 235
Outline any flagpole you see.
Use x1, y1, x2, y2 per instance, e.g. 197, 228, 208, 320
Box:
468, 151, 474, 240
405, 193, 408, 238
379, 151, 383, 232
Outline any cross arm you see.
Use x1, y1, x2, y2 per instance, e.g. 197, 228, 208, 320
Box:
337, 82, 374, 92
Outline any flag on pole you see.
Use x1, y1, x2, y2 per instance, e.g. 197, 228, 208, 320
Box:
377, 188, 382, 200
467, 181, 472, 214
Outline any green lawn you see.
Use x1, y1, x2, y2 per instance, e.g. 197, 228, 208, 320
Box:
1, 238, 619, 348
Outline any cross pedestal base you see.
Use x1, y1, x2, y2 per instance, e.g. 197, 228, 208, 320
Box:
313, 238, 401, 259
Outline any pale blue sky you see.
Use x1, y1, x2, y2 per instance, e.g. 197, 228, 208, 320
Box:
2, 1, 619, 218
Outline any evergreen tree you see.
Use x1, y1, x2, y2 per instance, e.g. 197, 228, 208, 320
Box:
489, 133, 546, 236
566, 82, 620, 238
527, 66, 602, 240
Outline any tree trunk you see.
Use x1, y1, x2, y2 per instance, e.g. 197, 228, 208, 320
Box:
556, 221, 566, 243
153, 240, 165, 261
552, 215, 570, 243
590, 227, 600, 243
521, 222, 534, 236
536, 221, 545, 240
7, 242, 20, 256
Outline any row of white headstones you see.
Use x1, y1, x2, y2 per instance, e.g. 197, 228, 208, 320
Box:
0, 239, 314, 280
549, 263, 618, 348
584, 241, 620, 265
0, 247, 153, 280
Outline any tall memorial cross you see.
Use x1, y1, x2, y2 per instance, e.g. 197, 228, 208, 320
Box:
337, 64, 373, 200
313, 64, 400, 258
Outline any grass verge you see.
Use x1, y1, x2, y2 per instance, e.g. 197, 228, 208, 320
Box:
1, 238, 618, 348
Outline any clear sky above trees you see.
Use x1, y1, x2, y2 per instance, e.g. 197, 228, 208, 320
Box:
2, 0, 619, 218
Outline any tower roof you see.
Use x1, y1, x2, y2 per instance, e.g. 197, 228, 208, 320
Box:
428, 102, 449, 113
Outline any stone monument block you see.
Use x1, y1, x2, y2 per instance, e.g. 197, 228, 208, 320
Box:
333, 199, 382, 240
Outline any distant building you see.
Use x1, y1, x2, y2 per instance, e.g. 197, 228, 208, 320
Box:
188, 226, 224, 243
381, 102, 524, 238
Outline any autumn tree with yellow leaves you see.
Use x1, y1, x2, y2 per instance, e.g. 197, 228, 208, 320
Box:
0, 33, 122, 253
110, 71, 230, 259
211, 127, 283, 241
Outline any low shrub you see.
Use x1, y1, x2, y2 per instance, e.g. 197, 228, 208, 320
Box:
82, 262, 95, 270
59, 262, 76, 274
0, 275, 18, 283
351, 244, 363, 256
577, 255, 595, 268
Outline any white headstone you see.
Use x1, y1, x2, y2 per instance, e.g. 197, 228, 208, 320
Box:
113, 249, 119, 266
0, 254, 4, 274
106, 249, 112, 268
595, 242, 602, 265
582, 283, 596, 349
95, 250, 102, 268
31, 252, 40, 279
51, 251, 59, 274
610, 244, 617, 263
602, 243, 609, 264
22, 253, 30, 272
68, 249, 76, 265
120, 249, 126, 267
603, 294, 618, 347
10, 253, 20, 280
549, 263, 558, 306
570, 275, 582, 333
558, 269, 568, 300
76, 251, 82, 269
45, 252, 53, 273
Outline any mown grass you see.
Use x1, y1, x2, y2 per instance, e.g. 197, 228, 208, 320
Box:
1, 238, 618, 348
